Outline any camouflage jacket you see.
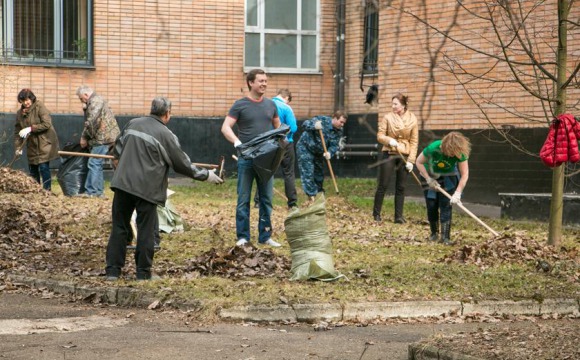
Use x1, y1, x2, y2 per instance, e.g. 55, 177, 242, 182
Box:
297, 115, 343, 156
81, 93, 120, 146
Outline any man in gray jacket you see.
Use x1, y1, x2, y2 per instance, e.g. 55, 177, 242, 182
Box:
105, 97, 223, 281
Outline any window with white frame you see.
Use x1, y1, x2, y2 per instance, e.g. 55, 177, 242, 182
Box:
1, 0, 93, 67
245, 0, 319, 73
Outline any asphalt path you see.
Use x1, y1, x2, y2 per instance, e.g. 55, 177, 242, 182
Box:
0, 292, 534, 360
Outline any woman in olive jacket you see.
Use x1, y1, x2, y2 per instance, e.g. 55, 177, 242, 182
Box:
14, 89, 60, 191
372, 93, 419, 223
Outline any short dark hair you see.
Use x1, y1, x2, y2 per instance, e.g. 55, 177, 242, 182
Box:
277, 88, 292, 102
246, 69, 266, 91
333, 110, 347, 120
17, 88, 36, 103
150, 97, 172, 116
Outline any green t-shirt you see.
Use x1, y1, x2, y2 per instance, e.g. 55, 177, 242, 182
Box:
422, 140, 467, 175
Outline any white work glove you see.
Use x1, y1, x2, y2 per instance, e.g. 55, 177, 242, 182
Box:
15, 149, 23, 156
323, 152, 331, 160
19, 127, 32, 138
425, 176, 439, 189
450, 191, 462, 204
405, 162, 413, 172
388, 139, 399, 148
234, 140, 242, 148
205, 169, 224, 184
314, 121, 323, 130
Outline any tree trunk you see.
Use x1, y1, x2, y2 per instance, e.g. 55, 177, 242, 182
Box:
547, 0, 570, 246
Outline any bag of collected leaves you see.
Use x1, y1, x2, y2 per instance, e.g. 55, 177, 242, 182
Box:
57, 143, 88, 196
284, 193, 345, 281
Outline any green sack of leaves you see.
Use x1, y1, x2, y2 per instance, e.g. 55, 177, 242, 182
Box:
284, 193, 345, 281
157, 197, 184, 234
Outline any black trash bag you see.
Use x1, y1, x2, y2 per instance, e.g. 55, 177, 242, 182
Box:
57, 143, 89, 196
238, 125, 290, 182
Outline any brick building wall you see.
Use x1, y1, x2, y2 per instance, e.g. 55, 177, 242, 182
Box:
341, 1, 579, 131
0, 0, 337, 119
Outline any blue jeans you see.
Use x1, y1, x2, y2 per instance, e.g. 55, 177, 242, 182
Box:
85, 144, 108, 196
236, 157, 274, 243
29, 162, 52, 191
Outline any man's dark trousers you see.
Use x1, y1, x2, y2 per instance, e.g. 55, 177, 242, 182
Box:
106, 189, 157, 279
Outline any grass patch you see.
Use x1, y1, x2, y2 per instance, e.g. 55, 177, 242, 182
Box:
49, 177, 579, 319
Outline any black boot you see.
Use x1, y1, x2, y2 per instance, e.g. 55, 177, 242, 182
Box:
394, 195, 406, 223
429, 221, 439, 242
440, 221, 454, 245
372, 192, 384, 222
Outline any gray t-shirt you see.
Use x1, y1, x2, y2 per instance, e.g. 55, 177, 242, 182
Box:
228, 97, 278, 143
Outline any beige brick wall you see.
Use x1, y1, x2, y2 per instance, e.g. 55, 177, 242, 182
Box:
1, 0, 577, 129
0, 0, 337, 120
343, 1, 579, 130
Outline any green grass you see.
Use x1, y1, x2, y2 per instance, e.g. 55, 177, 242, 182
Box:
50, 177, 579, 319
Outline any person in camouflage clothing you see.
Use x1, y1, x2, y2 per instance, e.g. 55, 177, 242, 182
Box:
296, 110, 347, 198
76, 85, 120, 197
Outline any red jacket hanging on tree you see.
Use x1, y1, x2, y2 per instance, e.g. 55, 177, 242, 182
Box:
539, 114, 580, 167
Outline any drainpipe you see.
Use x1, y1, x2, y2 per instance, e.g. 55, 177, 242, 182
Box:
334, 0, 346, 111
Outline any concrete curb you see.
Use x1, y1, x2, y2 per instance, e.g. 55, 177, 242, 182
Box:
7, 274, 580, 323
408, 344, 484, 360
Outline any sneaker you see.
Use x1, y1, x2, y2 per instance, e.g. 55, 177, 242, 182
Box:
236, 238, 249, 246
261, 238, 281, 247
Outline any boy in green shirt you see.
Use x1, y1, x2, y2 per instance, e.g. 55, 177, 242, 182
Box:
415, 132, 471, 244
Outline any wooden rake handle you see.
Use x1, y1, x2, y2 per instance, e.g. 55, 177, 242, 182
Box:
395, 148, 499, 237
318, 129, 339, 194
58, 150, 219, 169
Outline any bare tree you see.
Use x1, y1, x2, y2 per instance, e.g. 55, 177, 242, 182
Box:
389, 0, 579, 246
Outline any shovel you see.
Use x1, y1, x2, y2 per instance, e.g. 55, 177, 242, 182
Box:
395, 148, 499, 237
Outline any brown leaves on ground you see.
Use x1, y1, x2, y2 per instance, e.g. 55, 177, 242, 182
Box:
179, 245, 290, 278
0, 168, 107, 276
443, 233, 579, 279
420, 318, 580, 360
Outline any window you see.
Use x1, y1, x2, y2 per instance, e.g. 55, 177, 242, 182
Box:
362, 0, 378, 74
1, 0, 93, 67
245, 0, 319, 73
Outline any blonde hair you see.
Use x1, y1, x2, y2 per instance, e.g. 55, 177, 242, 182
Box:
441, 131, 471, 159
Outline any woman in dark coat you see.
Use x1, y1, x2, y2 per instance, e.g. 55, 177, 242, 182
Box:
14, 89, 60, 191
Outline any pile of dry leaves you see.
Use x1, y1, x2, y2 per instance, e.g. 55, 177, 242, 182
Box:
443, 233, 579, 280
0, 168, 109, 276
0, 167, 46, 194
0, 168, 290, 279
177, 245, 290, 278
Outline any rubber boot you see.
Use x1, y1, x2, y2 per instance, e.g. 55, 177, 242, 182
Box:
440, 221, 454, 245
429, 221, 439, 242
394, 195, 406, 223
372, 192, 383, 222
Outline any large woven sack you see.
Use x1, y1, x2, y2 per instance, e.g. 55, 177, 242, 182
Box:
284, 194, 344, 281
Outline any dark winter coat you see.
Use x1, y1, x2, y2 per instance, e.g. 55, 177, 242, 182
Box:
111, 115, 209, 206
14, 100, 60, 165
539, 114, 580, 167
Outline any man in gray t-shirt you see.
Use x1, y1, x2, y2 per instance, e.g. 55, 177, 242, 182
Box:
221, 69, 281, 247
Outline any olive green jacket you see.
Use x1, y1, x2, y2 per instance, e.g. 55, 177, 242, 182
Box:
14, 100, 60, 165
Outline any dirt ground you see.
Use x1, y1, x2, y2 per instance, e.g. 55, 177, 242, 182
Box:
414, 315, 579, 359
